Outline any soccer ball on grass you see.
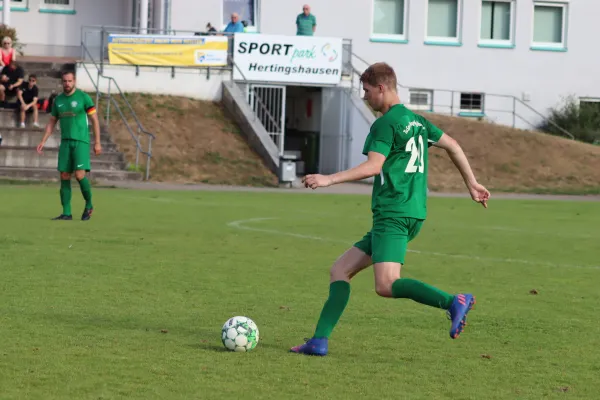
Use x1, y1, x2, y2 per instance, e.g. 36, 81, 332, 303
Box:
221, 316, 259, 352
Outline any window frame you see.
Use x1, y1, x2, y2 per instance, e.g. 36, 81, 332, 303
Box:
407, 89, 434, 111
370, 0, 410, 43
531, 1, 568, 50
459, 92, 485, 114
425, 0, 463, 45
478, 0, 515, 48
40, 0, 74, 11
0, 0, 28, 8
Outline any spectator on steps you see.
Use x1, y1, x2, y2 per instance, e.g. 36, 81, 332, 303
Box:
206, 22, 217, 34
0, 60, 24, 105
17, 74, 39, 128
0, 36, 16, 67
223, 13, 244, 33
296, 5, 317, 36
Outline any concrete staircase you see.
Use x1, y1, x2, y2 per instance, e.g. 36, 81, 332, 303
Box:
0, 59, 142, 182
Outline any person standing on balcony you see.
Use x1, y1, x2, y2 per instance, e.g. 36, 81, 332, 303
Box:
296, 4, 316, 36
223, 13, 245, 33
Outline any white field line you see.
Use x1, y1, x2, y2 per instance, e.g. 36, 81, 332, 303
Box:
227, 218, 600, 271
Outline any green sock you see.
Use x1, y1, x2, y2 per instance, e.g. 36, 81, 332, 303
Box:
60, 179, 72, 216
78, 177, 93, 210
313, 280, 351, 339
392, 278, 454, 309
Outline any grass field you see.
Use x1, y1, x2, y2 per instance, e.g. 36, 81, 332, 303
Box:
1, 185, 599, 399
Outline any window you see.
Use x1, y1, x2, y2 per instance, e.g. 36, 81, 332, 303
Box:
460, 93, 484, 113
532, 2, 567, 50
1, 0, 26, 6
480, 0, 514, 46
372, 0, 408, 41
408, 90, 433, 111
222, 0, 258, 31
426, 0, 462, 44
41, 0, 74, 11
580, 98, 600, 114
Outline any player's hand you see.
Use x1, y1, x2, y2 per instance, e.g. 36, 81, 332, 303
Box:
468, 182, 490, 208
94, 142, 102, 156
302, 174, 333, 190
36, 141, 45, 154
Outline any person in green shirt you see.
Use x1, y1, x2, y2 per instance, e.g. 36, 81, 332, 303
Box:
37, 70, 102, 221
291, 62, 490, 356
296, 5, 316, 36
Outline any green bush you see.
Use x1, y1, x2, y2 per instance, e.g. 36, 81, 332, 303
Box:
0, 24, 24, 56
539, 96, 600, 144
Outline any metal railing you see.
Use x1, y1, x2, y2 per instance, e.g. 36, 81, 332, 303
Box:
80, 42, 155, 180
229, 55, 286, 154
349, 53, 574, 140
81, 25, 354, 78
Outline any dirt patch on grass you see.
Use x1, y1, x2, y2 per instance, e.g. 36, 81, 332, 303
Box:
100, 93, 599, 193
102, 93, 278, 187
422, 113, 600, 194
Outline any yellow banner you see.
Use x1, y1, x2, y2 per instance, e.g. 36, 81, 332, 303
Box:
107, 34, 228, 67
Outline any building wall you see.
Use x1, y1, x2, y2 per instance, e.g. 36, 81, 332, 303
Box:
76, 63, 229, 102
169, 0, 600, 129
8, 0, 132, 57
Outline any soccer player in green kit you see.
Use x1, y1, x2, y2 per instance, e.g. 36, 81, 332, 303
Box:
291, 63, 490, 356
37, 71, 102, 221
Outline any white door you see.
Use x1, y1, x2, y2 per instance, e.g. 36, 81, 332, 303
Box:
247, 85, 286, 156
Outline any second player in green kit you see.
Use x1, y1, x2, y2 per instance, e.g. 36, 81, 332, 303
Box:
291, 62, 491, 357
37, 70, 102, 221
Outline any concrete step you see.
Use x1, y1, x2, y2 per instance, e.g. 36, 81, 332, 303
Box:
0, 129, 117, 150
17, 61, 76, 78
31, 76, 61, 86
0, 108, 53, 126
0, 149, 127, 170
0, 166, 142, 181
0, 148, 124, 162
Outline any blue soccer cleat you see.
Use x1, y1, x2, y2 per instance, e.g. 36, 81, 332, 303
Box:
290, 337, 328, 356
447, 293, 476, 339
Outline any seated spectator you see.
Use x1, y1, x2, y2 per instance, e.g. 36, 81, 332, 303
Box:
296, 5, 317, 36
0, 60, 24, 105
0, 36, 16, 67
17, 74, 39, 128
206, 23, 217, 34
223, 13, 244, 33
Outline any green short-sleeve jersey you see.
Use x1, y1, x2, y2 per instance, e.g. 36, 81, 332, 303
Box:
362, 104, 444, 220
296, 13, 316, 36
51, 89, 96, 143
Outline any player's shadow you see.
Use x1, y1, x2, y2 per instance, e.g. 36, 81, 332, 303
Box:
191, 342, 228, 353
192, 340, 282, 353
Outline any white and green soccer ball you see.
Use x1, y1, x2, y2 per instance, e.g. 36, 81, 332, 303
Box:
221, 316, 259, 352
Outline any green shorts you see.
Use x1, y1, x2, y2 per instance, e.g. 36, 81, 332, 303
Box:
354, 217, 424, 264
58, 139, 91, 173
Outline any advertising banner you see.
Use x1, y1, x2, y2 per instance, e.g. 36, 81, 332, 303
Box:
233, 33, 343, 85
108, 34, 228, 67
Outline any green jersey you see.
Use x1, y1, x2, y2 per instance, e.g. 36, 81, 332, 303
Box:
362, 104, 444, 220
51, 89, 96, 143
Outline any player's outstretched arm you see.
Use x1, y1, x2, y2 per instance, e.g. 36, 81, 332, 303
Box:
303, 151, 386, 190
37, 116, 58, 154
433, 133, 490, 208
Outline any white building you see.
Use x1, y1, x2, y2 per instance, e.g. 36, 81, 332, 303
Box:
12, 0, 596, 174
10, 0, 598, 116
167, 0, 599, 124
